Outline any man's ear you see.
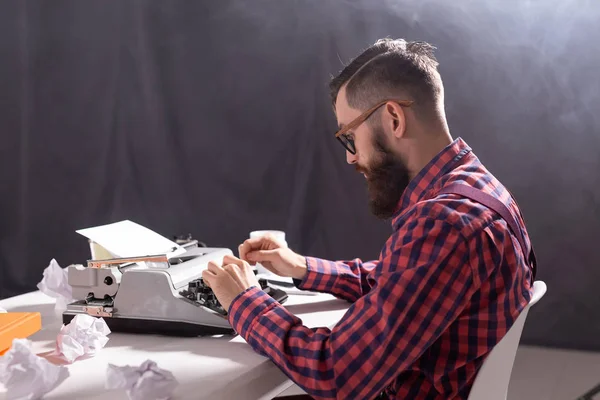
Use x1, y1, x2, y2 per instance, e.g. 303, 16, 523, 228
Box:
384, 102, 406, 139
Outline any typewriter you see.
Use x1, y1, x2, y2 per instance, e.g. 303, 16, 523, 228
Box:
62, 240, 288, 336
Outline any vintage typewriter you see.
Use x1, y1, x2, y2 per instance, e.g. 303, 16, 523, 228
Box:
62, 239, 288, 336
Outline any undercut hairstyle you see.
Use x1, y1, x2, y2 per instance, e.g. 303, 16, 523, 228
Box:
329, 38, 444, 120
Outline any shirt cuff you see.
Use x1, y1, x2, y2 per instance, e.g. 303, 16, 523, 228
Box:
293, 256, 331, 292
228, 286, 278, 339
292, 256, 313, 289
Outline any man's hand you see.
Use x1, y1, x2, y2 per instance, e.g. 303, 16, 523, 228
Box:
201, 255, 261, 311
238, 233, 308, 280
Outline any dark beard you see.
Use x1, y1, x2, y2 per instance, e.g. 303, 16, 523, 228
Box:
361, 127, 411, 220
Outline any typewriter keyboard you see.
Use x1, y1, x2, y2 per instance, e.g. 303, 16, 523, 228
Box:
179, 277, 282, 316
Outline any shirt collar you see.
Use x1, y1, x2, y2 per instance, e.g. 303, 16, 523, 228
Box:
391, 137, 472, 226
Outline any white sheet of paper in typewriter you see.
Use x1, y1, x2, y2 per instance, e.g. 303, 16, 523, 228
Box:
76, 219, 186, 259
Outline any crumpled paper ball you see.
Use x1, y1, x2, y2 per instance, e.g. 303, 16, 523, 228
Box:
0, 338, 70, 400
52, 314, 111, 363
106, 359, 178, 400
36, 258, 76, 310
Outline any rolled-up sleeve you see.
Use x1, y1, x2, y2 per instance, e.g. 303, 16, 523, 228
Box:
293, 257, 378, 302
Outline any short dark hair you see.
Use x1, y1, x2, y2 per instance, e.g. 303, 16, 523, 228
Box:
329, 38, 443, 119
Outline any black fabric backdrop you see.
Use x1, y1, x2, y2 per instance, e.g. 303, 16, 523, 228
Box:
1, 0, 599, 351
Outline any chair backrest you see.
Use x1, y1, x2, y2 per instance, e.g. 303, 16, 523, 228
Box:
467, 280, 547, 400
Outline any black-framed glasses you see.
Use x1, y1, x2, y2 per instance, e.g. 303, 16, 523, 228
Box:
334, 99, 413, 154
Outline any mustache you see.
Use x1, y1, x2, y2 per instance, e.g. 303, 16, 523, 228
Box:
355, 165, 368, 174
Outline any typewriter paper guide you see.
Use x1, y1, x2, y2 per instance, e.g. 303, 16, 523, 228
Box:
76, 220, 186, 259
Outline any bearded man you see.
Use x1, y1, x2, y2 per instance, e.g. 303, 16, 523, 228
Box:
202, 38, 537, 400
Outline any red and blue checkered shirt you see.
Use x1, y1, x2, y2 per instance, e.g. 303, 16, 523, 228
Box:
228, 137, 535, 400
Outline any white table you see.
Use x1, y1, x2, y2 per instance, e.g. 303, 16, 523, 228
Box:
0, 289, 349, 400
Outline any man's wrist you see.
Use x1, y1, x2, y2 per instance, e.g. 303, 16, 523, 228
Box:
290, 253, 308, 280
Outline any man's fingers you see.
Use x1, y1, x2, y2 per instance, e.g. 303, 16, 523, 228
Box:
202, 269, 216, 278
246, 249, 278, 262
223, 254, 244, 268
201, 269, 216, 287
223, 263, 236, 272
238, 241, 251, 263
238, 238, 264, 262
207, 260, 222, 274
245, 236, 269, 246
222, 263, 238, 278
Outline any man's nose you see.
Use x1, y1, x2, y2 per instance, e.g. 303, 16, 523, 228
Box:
346, 150, 357, 165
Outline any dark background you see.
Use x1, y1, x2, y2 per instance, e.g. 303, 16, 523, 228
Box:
1, 1, 598, 351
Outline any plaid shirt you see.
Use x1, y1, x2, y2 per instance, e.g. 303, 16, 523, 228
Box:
228, 137, 534, 400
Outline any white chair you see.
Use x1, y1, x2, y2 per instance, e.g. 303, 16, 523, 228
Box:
467, 280, 547, 400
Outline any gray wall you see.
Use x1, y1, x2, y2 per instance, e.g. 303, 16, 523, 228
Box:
0, 0, 598, 351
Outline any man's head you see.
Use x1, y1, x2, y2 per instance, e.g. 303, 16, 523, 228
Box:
329, 38, 450, 219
